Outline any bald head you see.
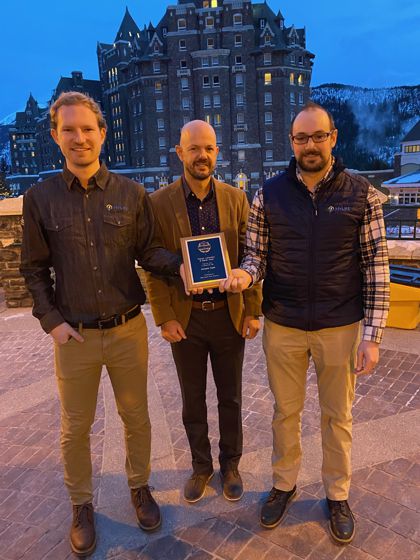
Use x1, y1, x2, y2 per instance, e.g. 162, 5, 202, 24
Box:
176, 120, 219, 182
179, 120, 217, 147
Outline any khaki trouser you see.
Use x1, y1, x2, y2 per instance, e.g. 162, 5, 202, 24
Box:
54, 312, 150, 505
263, 319, 360, 500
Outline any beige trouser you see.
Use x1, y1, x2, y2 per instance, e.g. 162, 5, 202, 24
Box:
263, 318, 360, 500
54, 312, 150, 505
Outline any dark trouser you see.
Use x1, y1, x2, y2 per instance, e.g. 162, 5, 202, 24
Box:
171, 307, 245, 475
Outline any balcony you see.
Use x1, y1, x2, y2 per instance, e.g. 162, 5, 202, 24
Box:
234, 124, 248, 132
232, 64, 246, 73
177, 68, 191, 77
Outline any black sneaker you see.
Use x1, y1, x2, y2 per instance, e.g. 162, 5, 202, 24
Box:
326, 498, 355, 544
184, 472, 214, 503
260, 486, 297, 528
220, 469, 243, 501
130, 485, 162, 532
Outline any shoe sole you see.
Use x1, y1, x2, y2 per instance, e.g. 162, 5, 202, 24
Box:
70, 536, 97, 557
220, 473, 244, 502
260, 489, 297, 529
138, 515, 162, 532
328, 518, 355, 544
184, 472, 214, 503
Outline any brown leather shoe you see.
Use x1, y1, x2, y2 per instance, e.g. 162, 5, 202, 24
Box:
131, 485, 162, 531
70, 503, 96, 557
220, 469, 244, 501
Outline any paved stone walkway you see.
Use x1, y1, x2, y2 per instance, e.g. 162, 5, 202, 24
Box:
0, 306, 419, 560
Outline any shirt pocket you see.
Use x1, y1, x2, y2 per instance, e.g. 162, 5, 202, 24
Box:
103, 212, 134, 247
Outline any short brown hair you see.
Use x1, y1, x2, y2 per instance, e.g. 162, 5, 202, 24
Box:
50, 91, 107, 130
290, 101, 335, 134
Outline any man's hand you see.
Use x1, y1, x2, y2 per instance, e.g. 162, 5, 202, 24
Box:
180, 263, 208, 296
161, 320, 187, 343
241, 316, 261, 339
354, 340, 379, 376
219, 268, 252, 293
50, 322, 84, 345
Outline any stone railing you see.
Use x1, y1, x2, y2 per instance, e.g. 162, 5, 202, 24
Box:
0, 197, 33, 307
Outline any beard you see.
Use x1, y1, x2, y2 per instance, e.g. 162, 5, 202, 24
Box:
186, 158, 215, 180
296, 150, 330, 173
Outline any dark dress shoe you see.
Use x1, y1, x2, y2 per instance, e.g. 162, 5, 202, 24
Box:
220, 469, 243, 501
70, 503, 96, 557
260, 486, 297, 528
131, 485, 162, 531
326, 498, 355, 544
184, 471, 214, 503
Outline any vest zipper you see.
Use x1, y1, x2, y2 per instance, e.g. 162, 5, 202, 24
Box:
308, 194, 318, 330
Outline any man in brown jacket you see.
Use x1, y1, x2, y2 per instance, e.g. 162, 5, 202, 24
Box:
146, 120, 261, 503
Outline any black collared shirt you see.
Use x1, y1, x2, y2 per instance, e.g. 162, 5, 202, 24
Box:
182, 176, 226, 303
20, 163, 181, 333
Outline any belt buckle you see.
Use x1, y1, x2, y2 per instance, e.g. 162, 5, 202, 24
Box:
201, 300, 215, 311
98, 315, 118, 329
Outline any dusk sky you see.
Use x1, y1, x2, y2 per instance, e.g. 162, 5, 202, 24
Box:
2, 0, 419, 120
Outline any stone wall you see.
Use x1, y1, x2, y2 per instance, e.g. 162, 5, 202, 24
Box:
0, 197, 33, 307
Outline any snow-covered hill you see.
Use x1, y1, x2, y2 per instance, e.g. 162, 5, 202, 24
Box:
311, 84, 420, 170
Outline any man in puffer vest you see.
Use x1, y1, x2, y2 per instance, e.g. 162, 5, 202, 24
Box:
221, 102, 390, 544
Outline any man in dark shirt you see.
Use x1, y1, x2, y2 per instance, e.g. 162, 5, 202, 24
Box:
20, 92, 181, 557
145, 121, 261, 504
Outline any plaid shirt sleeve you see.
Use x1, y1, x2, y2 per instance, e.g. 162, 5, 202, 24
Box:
240, 188, 269, 283
360, 186, 390, 343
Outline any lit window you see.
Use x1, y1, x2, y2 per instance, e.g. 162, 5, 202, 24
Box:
214, 114, 221, 126
179, 39, 186, 51
290, 72, 295, 85
213, 94, 221, 107
205, 114, 211, 124
211, 0, 218, 6
264, 53, 271, 65
235, 34, 242, 47
233, 14, 242, 25
264, 72, 272, 85
265, 111, 272, 124
266, 150, 273, 161
238, 150, 245, 161
298, 74, 304, 86
265, 130, 273, 144
203, 75, 210, 87
213, 75, 220, 87
178, 18, 186, 30
206, 17, 214, 28
155, 81, 162, 92
203, 95, 211, 108
264, 92, 272, 105
235, 74, 244, 87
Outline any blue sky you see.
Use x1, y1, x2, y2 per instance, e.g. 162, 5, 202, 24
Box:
2, 0, 419, 119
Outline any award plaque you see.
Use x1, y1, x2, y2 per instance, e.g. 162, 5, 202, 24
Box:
181, 232, 231, 291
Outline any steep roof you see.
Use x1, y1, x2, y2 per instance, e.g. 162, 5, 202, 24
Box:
402, 120, 420, 143
115, 7, 141, 42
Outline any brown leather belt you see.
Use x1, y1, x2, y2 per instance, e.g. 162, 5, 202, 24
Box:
68, 304, 141, 330
191, 300, 227, 311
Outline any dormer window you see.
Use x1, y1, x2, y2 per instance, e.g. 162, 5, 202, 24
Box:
205, 17, 214, 28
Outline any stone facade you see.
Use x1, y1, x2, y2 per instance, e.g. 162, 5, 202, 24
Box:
0, 197, 32, 307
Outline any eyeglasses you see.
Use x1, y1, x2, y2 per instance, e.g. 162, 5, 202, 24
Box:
290, 130, 336, 145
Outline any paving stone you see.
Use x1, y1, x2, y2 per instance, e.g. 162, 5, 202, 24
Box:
214, 526, 251, 559
390, 507, 420, 542
198, 519, 236, 553
361, 525, 397, 559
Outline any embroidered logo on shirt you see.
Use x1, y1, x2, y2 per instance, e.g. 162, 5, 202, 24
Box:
327, 205, 351, 213
105, 204, 128, 212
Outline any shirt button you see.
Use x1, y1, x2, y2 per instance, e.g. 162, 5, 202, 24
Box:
199, 206, 202, 210
98, 289, 102, 294
87, 217, 91, 222
102, 312, 106, 316
85, 194, 89, 199
55, 225, 59, 230
201, 226, 205, 230
93, 266, 98, 271
90, 241, 94, 246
